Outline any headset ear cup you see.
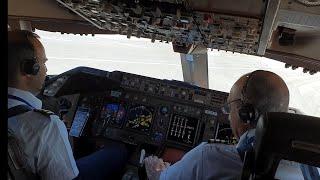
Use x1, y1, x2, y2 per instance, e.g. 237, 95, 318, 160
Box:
32, 63, 40, 75
20, 60, 31, 75
21, 59, 39, 75
238, 107, 249, 123
238, 104, 256, 124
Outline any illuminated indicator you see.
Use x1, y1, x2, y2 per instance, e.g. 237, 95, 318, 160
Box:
205, 110, 217, 116
110, 91, 122, 97
194, 99, 204, 104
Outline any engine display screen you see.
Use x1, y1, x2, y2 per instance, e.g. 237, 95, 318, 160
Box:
100, 103, 126, 127
125, 105, 154, 133
167, 114, 199, 146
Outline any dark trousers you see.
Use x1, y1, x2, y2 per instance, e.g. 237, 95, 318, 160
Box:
75, 142, 128, 180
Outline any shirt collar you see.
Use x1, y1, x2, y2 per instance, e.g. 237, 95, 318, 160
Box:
8, 87, 42, 109
236, 128, 256, 150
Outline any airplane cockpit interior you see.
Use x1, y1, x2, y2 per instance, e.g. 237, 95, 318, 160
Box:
7, 0, 320, 179
41, 66, 234, 172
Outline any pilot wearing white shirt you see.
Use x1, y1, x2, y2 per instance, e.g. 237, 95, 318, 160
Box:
8, 87, 79, 180
144, 70, 305, 180
8, 30, 128, 180
8, 30, 79, 180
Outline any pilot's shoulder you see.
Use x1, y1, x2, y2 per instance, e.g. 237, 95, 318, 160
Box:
185, 142, 219, 156
183, 142, 232, 162
191, 141, 228, 152
31, 109, 65, 130
203, 140, 237, 154
207, 141, 235, 149
203, 141, 240, 161
31, 109, 61, 124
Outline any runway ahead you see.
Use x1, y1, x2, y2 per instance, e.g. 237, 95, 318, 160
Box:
36, 30, 320, 117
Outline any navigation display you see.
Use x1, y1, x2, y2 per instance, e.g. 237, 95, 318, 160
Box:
126, 105, 154, 133
100, 103, 126, 127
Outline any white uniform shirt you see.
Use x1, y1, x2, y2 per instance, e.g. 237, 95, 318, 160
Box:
160, 129, 304, 180
159, 140, 243, 180
8, 87, 79, 180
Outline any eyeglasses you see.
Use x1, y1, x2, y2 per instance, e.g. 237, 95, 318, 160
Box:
221, 99, 242, 114
36, 57, 48, 62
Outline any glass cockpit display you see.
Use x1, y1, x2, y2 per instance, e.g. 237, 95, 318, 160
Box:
100, 103, 126, 127
167, 114, 199, 146
70, 107, 90, 137
126, 105, 154, 133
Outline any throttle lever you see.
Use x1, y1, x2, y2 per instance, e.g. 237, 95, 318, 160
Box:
138, 149, 148, 180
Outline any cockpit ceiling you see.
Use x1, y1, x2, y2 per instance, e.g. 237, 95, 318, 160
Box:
266, 0, 320, 72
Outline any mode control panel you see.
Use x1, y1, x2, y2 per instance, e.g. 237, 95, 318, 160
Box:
121, 73, 228, 107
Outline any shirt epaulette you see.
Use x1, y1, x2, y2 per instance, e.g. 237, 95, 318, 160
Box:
207, 139, 237, 145
33, 109, 55, 117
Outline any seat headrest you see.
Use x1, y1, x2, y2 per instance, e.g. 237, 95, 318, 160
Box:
254, 112, 320, 176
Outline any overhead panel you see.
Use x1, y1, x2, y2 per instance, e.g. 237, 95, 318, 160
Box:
55, 0, 265, 55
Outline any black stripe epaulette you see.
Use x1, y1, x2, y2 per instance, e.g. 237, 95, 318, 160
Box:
33, 109, 55, 117
207, 139, 237, 145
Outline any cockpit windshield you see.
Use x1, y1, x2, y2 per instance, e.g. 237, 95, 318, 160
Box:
36, 29, 320, 118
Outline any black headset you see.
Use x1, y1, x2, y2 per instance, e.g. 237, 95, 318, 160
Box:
238, 70, 260, 125
18, 32, 41, 76
20, 58, 40, 75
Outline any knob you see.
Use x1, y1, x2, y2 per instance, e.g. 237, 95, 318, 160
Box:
154, 132, 163, 142
160, 106, 169, 115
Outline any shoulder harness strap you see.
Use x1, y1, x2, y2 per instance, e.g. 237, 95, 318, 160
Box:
8, 105, 55, 119
8, 105, 33, 118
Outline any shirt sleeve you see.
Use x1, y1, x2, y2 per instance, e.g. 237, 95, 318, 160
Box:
160, 143, 243, 180
37, 114, 79, 180
160, 142, 206, 180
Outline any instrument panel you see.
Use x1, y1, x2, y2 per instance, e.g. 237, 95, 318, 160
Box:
67, 70, 232, 150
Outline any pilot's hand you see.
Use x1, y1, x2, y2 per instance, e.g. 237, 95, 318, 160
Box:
144, 156, 170, 180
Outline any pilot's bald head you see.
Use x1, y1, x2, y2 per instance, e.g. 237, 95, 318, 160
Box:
228, 70, 289, 138
231, 70, 289, 112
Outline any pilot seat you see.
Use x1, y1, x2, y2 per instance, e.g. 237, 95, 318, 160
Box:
240, 112, 320, 180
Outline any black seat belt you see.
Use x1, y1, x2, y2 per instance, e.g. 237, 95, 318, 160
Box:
8, 105, 33, 118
